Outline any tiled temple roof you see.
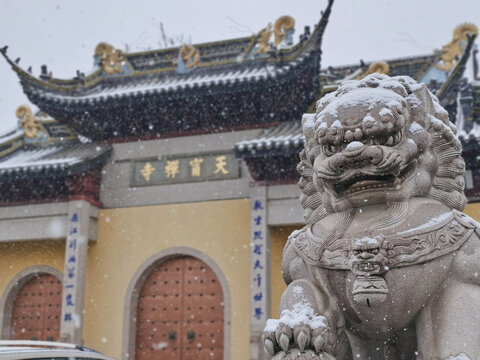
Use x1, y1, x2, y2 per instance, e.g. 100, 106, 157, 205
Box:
25, 61, 306, 104
1, 1, 332, 102
0, 142, 111, 177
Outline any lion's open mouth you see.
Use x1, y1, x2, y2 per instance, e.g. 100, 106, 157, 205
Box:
332, 161, 416, 196
334, 174, 395, 194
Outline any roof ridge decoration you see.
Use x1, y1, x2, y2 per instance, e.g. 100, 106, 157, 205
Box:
172, 44, 201, 74
253, 23, 273, 56
436, 30, 477, 104
314, 24, 476, 122
1, 0, 333, 89
274, 16, 296, 46
250, 15, 296, 57
16, 105, 40, 139
437, 23, 479, 72
0, 105, 78, 159
94, 42, 129, 75
309, 62, 391, 112
357, 61, 390, 79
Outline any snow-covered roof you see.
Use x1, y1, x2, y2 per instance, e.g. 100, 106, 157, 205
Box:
32, 62, 298, 103
236, 121, 304, 153
0, 142, 111, 176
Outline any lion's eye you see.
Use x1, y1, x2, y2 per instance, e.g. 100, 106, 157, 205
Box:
322, 144, 339, 157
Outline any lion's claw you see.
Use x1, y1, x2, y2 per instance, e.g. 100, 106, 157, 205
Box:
295, 327, 310, 351
279, 333, 291, 351
265, 338, 275, 356
313, 334, 325, 353
275, 323, 293, 351
263, 319, 336, 359
313, 326, 336, 353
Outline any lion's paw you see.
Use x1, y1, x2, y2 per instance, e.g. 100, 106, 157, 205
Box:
270, 349, 336, 360
263, 306, 336, 358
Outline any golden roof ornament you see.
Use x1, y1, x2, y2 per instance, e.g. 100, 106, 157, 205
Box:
255, 23, 273, 55
95, 42, 125, 75
173, 44, 200, 73
358, 61, 390, 79
179, 45, 200, 69
16, 105, 40, 139
436, 23, 478, 72
253, 15, 295, 55
274, 16, 295, 46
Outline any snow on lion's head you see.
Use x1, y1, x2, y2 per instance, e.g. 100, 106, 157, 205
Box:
298, 73, 466, 224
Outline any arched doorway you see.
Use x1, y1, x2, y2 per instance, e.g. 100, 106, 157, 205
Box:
135, 255, 224, 360
10, 273, 62, 341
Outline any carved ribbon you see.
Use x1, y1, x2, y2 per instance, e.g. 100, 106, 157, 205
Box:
291, 210, 478, 270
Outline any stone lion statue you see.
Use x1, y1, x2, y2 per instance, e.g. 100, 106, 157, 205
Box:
263, 74, 480, 359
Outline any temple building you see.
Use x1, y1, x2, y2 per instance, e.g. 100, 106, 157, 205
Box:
0, 1, 479, 358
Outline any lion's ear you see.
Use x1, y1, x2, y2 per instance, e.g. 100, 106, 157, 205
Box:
297, 147, 327, 225
432, 96, 450, 124
405, 84, 435, 128
302, 113, 317, 149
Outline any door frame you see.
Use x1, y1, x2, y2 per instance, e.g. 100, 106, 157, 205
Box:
123, 247, 231, 360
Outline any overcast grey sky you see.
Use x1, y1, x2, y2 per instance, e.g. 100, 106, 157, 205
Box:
0, 0, 479, 134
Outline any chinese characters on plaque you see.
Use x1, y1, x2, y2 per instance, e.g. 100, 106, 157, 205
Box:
132, 153, 239, 186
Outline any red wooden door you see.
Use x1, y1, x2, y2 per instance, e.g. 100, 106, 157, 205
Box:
10, 274, 62, 341
135, 256, 224, 360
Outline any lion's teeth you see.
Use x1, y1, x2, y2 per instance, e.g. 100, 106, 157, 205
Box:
386, 136, 394, 146
393, 131, 402, 144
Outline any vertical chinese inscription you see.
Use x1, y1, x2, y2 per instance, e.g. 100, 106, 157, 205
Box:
250, 187, 269, 330
62, 212, 78, 326
60, 200, 91, 344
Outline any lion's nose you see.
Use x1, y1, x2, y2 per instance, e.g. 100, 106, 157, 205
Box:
328, 154, 348, 173
359, 252, 373, 259
362, 146, 383, 165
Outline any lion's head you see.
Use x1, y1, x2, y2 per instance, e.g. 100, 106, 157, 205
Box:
298, 73, 466, 224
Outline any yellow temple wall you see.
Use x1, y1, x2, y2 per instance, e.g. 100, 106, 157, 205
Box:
83, 198, 251, 360
0, 240, 65, 294
464, 202, 480, 221
270, 225, 299, 318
